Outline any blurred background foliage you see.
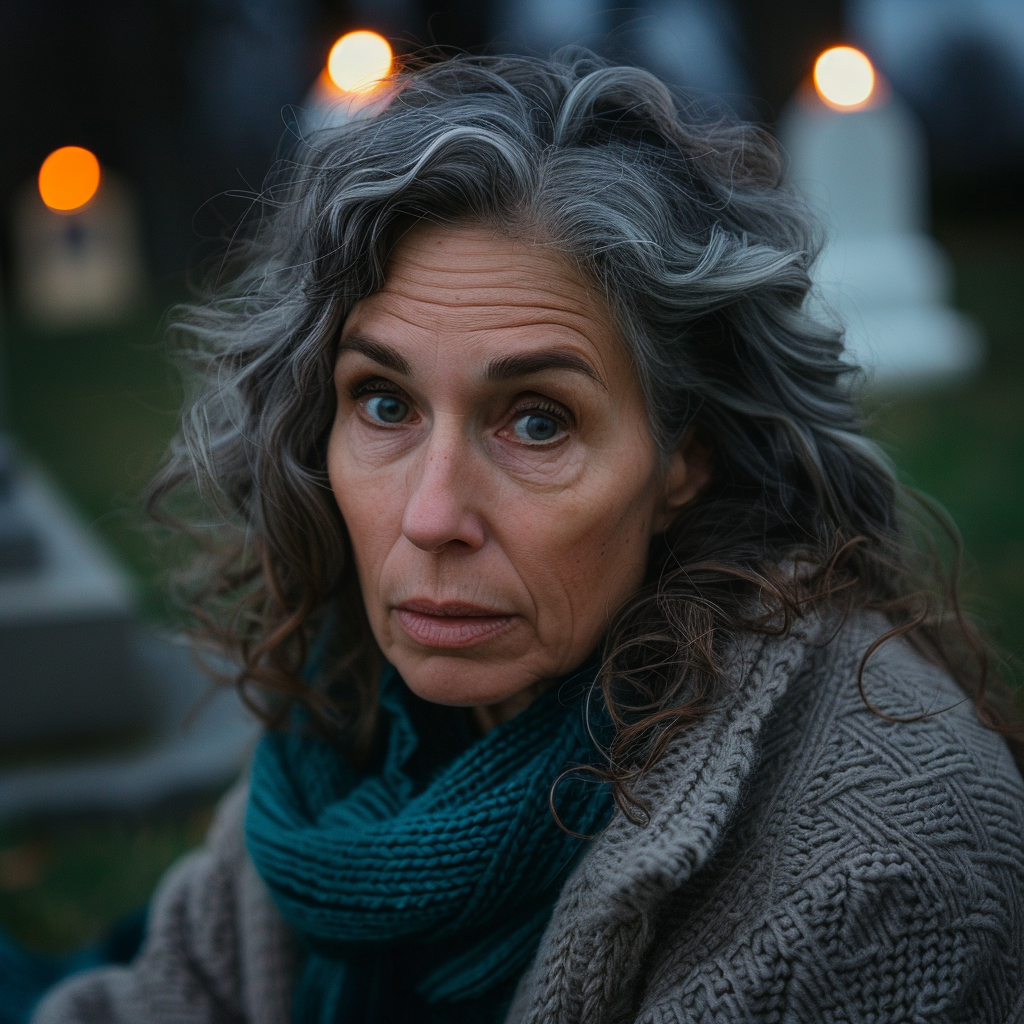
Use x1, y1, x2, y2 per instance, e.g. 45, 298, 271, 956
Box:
0, 802, 213, 953
870, 216, 1024, 662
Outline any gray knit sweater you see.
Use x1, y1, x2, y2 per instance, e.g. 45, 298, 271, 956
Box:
33, 612, 1024, 1023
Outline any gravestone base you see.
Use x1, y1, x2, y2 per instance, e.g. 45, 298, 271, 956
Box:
0, 450, 260, 814
0, 459, 151, 746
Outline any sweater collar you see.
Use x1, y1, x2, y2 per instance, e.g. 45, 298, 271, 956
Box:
508, 611, 831, 1024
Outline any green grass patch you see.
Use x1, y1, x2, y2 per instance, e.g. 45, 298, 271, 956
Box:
3, 292, 184, 621
864, 218, 1024, 665
0, 799, 218, 953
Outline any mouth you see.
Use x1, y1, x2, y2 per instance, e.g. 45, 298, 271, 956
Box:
393, 599, 516, 649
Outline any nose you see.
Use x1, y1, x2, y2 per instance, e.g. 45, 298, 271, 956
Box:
401, 423, 485, 553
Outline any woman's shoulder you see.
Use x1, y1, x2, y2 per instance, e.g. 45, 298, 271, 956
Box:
636, 618, 1024, 1019
683, 614, 1023, 1007
510, 614, 1024, 1023
715, 610, 1024, 894
782, 610, 1023, 803
645, 607, 1023, 849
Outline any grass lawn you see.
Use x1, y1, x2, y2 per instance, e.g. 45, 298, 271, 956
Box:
868, 218, 1024, 664
2, 289, 186, 624
0, 801, 216, 954
0, 215, 1021, 952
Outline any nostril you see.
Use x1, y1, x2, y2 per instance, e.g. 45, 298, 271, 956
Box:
402, 506, 478, 553
401, 490, 485, 553
401, 434, 486, 552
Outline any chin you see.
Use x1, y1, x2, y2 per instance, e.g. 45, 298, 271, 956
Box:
390, 649, 538, 709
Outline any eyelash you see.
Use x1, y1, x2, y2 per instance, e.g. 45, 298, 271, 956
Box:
508, 397, 573, 430
347, 377, 574, 432
349, 377, 404, 401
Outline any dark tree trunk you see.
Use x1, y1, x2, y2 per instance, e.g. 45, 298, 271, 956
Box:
731, 0, 845, 123
412, 0, 495, 53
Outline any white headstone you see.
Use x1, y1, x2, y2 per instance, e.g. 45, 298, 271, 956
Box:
779, 83, 982, 385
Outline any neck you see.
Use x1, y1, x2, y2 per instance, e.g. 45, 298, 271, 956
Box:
472, 685, 542, 734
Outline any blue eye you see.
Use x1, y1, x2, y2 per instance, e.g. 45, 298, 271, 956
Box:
365, 395, 409, 424
512, 413, 561, 442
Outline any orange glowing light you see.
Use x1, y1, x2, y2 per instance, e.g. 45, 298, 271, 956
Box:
327, 30, 393, 94
38, 146, 101, 212
813, 46, 876, 110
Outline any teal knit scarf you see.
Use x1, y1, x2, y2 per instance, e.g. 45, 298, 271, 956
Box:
245, 663, 612, 1024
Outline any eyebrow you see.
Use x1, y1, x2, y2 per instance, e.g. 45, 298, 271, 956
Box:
338, 334, 604, 389
337, 334, 411, 375
485, 350, 605, 389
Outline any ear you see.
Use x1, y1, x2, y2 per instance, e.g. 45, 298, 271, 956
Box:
655, 427, 713, 532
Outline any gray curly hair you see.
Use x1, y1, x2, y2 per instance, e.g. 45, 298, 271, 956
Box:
151, 49, 1015, 806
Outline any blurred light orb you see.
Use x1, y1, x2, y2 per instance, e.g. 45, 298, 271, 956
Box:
38, 146, 101, 212
327, 31, 393, 94
813, 46, 875, 109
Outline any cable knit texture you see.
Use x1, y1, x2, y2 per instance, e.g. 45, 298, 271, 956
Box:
33, 612, 1024, 1023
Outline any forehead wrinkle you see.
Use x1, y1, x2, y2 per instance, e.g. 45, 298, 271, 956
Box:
348, 223, 627, 387
380, 270, 594, 311
355, 288, 605, 338
385, 244, 597, 305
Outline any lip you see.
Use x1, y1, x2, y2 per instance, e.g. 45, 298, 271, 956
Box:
393, 599, 516, 649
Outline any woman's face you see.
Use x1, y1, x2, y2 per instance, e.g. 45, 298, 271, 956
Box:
328, 223, 706, 715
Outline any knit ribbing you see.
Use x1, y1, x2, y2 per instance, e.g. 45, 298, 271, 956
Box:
245, 663, 613, 1023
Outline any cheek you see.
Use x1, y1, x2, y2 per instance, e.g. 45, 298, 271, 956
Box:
500, 461, 659, 630
327, 420, 404, 584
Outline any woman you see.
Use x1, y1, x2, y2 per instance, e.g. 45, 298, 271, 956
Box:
34, 51, 1024, 1023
